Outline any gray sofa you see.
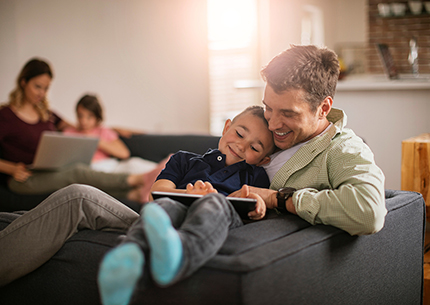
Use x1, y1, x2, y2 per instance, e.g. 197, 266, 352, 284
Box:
0, 134, 425, 305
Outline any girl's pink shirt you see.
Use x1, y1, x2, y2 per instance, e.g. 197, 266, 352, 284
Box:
63, 126, 118, 162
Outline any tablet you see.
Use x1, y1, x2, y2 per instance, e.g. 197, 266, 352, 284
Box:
151, 191, 257, 219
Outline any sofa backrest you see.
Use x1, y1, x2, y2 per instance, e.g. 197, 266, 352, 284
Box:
120, 134, 220, 163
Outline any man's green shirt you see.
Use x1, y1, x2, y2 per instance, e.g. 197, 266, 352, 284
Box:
271, 108, 386, 235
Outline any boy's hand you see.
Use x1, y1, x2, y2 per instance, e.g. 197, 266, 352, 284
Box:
232, 185, 266, 220
186, 180, 218, 195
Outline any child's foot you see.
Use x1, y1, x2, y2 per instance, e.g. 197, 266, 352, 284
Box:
98, 243, 144, 305
143, 203, 183, 286
126, 188, 142, 202
138, 167, 163, 203
127, 173, 146, 188
130, 155, 171, 202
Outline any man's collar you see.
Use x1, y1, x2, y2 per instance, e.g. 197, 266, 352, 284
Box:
327, 107, 347, 128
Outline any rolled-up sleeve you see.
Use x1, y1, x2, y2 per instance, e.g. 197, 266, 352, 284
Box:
294, 138, 387, 236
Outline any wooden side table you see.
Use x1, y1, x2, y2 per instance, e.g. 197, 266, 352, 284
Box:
401, 133, 430, 219
401, 133, 430, 304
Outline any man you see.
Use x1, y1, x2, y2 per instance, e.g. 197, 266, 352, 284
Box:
231, 45, 386, 236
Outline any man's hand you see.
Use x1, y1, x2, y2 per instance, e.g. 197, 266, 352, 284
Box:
186, 180, 218, 195
229, 185, 297, 214
232, 185, 266, 220
13, 163, 32, 182
229, 185, 277, 209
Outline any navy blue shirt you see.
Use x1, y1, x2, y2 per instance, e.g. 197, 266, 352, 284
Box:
157, 149, 270, 196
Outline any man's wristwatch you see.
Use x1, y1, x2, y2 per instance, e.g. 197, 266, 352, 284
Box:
276, 187, 296, 212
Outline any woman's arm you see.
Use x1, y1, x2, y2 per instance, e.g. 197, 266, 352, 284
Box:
111, 127, 146, 138
97, 138, 130, 159
56, 118, 75, 132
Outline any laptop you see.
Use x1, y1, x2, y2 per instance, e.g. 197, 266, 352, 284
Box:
376, 43, 429, 81
29, 131, 99, 170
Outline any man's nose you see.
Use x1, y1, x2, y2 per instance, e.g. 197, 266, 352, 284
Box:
268, 113, 282, 131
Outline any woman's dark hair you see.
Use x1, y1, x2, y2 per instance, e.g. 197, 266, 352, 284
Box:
7, 58, 54, 121
18, 58, 53, 85
77, 94, 103, 122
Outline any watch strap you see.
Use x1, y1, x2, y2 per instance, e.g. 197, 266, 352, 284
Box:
276, 187, 296, 212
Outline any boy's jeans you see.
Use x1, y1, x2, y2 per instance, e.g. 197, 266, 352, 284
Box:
0, 184, 139, 287
126, 193, 244, 286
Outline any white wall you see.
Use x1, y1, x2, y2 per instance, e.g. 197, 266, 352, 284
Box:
262, 0, 366, 63
0, 0, 210, 134
0, 0, 367, 134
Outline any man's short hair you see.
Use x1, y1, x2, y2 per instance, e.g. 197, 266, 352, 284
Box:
260, 45, 340, 112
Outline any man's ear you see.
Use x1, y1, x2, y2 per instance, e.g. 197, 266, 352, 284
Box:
222, 119, 232, 136
319, 96, 333, 118
256, 156, 271, 167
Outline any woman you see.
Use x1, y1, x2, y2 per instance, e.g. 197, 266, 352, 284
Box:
0, 58, 151, 200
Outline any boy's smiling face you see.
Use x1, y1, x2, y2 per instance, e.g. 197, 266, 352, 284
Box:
218, 112, 274, 167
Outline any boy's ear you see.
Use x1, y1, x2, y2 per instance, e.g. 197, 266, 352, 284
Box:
256, 156, 271, 167
222, 119, 232, 135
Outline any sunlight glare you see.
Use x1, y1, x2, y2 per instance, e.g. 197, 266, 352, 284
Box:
208, 0, 257, 50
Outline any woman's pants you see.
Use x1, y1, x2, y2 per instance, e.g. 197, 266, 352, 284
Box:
8, 163, 130, 197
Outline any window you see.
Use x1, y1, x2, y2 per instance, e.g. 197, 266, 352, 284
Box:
207, 0, 261, 135
301, 5, 324, 46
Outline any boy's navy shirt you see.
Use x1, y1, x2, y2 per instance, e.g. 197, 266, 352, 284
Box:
157, 149, 270, 196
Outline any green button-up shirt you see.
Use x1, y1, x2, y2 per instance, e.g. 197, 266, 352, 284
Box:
270, 108, 386, 235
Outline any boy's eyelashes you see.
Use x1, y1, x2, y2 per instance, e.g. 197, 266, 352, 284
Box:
251, 146, 259, 152
235, 130, 261, 153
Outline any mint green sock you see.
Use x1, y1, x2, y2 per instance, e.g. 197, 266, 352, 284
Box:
98, 243, 144, 305
143, 203, 183, 286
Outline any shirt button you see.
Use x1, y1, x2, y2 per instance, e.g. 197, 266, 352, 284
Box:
217, 156, 222, 161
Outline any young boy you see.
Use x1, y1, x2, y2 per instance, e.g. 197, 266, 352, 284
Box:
98, 105, 275, 305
